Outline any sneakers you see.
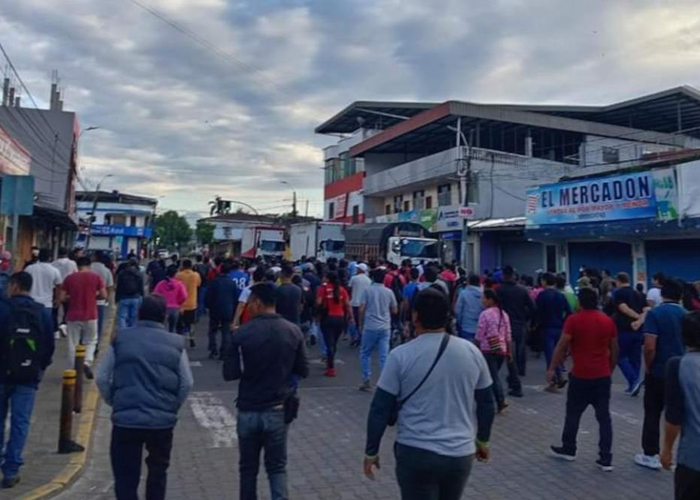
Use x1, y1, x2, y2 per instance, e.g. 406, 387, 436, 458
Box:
630, 379, 644, 397
508, 389, 524, 398
544, 384, 560, 394
549, 446, 576, 461
59, 324, 68, 338
359, 380, 372, 392
635, 453, 661, 470
189, 338, 196, 348
596, 459, 614, 472
83, 364, 94, 381
497, 402, 509, 414
1, 476, 20, 489
325, 368, 337, 377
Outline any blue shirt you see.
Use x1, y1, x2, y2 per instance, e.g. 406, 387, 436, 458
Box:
536, 288, 571, 330
402, 282, 419, 304
643, 302, 686, 378
666, 353, 700, 471
455, 286, 483, 335
228, 270, 250, 293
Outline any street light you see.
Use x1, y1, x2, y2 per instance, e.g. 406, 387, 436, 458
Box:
78, 126, 101, 139
279, 180, 297, 217
85, 174, 114, 249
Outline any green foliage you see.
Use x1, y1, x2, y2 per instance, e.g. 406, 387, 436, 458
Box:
196, 221, 216, 246
154, 211, 192, 251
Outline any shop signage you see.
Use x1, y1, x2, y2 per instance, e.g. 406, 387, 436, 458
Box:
677, 160, 700, 219
375, 208, 438, 232
525, 169, 677, 227
0, 126, 30, 176
459, 206, 475, 219
91, 225, 153, 237
435, 205, 461, 232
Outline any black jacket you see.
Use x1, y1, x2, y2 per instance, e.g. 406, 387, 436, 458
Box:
223, 313, 309, 411
207, 274, 240, 320
116, 267, 144, 301
496, 280, 536, 326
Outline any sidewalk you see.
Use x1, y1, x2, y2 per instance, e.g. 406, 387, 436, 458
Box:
0, 307, 114, 500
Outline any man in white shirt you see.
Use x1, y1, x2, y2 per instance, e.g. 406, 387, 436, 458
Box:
52, 247, 77, 281
91, 251, 115, 340
646, 272, 665, 309
26, 248, 63, 334
348, 263, 372, 348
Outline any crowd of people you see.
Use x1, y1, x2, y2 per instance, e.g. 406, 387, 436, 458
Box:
0, 247, 697, 500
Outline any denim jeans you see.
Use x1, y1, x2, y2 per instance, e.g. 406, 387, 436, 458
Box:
676, 464, 700, 500
110, 425, 174, 500
543, 327, 563, 382
483, 353, 506, 407
561, 375, 612, 463
237, 409, 288, 500
97, 304, 107, 340
117, 297, 142, 329
197, 285, 208, 318
0, 384, 37, 479
394, 443, 474, 500
618, 330, 643, 390
208, 314, 232, 354
360, 328, 390, 382
166, 308, 179, 333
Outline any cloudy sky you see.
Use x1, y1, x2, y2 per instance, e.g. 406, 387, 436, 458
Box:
2, 0, 700, 220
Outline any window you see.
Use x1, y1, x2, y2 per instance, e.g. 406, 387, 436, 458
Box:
437, 184, 452, 207
393, 195, 403, 213
413, 190, 425, 210
385, 204, 392, 215
130, 216, 137, 227
602, 147, 620, 164
352, 205, 359, 224
403, 200, 411, 212
425, 196, 433, 209
110, 214, 126, 225
329, 202, 335, 219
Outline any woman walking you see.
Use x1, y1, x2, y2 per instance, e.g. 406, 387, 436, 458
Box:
153, 265, 188, 333
476, 289, 513, 414
317, 271, 353, 377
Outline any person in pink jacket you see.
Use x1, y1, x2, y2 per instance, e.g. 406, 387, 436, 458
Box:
153, 265, 188, 332
476, 289, 513, 414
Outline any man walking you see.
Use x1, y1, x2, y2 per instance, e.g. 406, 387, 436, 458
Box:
91, 251, 114, 340
358, 268, 398, 392
661, 311, 700, 499
96, 296, 193, 500
25, 249, 62, 334
454, 273, 483, 341
175, 259, 201, 347
536, 272, 572, 391
206, 260, 239, 360
60, 257, 106, 379
194, 255, 209, 320
548, 288, 618, 471
348, 263, 371, 347
612, 272, 645, 395
635, 278, 685, 470
224, 283, 309, 500
496, 265, 535, 397
116, 260, 144, 329
52, 247, 77, 281
364, 288, 495, 499
276, 265, 302, 326
0, 272, 55, 488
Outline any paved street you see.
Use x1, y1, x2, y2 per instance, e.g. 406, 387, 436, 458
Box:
56, 320, 673, 500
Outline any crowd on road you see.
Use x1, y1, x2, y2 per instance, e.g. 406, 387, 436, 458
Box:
0, 247, 697, 500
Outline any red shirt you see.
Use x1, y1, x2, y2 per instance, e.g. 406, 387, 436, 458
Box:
563, 310, 618, 379
383, 271, 406, 289
439, 270, 457, 282
62, 271, 105, 322
317, 284, 350, 317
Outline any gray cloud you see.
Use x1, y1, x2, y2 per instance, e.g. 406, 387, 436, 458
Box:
3, 0, 700, 220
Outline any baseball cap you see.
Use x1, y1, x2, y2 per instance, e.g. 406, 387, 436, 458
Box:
358, 263, 368, 273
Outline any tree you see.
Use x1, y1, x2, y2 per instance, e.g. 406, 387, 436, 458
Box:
154, 211, 192, 251
209, 196, 231, 216
196, 221, 215, 246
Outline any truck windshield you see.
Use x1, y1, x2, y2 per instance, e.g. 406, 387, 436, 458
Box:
401, 239, 438, 259
260, 240, 285, 252
324, 240, 345, 252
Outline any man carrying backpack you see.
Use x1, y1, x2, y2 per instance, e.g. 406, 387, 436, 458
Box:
0, 272, 55, 488
116, 260, 144, 329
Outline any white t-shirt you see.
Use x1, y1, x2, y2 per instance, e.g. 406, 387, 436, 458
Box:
238, 286, 252, 303
52, 258, 77, 281
26, 262, 63, 308
349, 273, 372, 307
647, 287, 662, 308
378, 333, 492, 457
91, 262, 114, 306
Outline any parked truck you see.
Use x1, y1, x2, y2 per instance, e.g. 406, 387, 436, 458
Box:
344, 222, 439, 266
290, 221, 346, 262
241, 226, 286, 261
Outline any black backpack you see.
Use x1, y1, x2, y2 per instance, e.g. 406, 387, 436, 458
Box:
390, 274, 405, 305
4, 302, 45, 384
118, 269, 141, 297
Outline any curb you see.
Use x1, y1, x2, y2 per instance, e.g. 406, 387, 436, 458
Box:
17, 311, 116, 500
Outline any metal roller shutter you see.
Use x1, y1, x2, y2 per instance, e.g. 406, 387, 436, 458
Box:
646, 239, 700, 283
568, 242, 632, 280
500, 241, 544, 277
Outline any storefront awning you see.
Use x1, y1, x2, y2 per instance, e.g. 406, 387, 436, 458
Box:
31, 205, 78, 230
526, 217, 700, 241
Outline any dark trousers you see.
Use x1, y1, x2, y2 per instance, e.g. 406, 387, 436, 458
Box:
321, 316, 345, 369
676, 464, 700, 500
208, 314, 232, 353
483, 353, 506, 407
110, 426, 174, 500
642, 373, 665, 456
394, 443, 473, 500
506, 322, 525, 392
238, 409, 288, 500
561, 376, 612, 462
618, 330, 643, 389
543, 327, 563, 381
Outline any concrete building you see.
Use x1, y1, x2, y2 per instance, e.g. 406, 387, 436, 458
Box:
76, 191, 157, 260
316, 87, 700, 275
0, 79, 80, 266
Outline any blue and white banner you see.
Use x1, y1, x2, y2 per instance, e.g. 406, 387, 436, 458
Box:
525, 169, 677, 227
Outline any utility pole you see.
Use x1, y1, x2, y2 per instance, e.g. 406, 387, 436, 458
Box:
292, 190, 297, 218
305, 199, 309, 218
455, 118, 472, 270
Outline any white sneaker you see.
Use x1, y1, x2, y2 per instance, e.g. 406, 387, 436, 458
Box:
634, 453, 661, 470
54, 331, 61, 340
59, 324, 68, 338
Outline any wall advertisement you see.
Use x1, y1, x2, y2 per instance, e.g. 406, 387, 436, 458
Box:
525, 168, 677, 227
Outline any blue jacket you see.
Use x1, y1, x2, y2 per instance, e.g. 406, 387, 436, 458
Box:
455, 286, 483, 335
97, 321, 193, 429
207, 274, 241, 320
0, 295, 55, 387
536, 288, 572, 330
